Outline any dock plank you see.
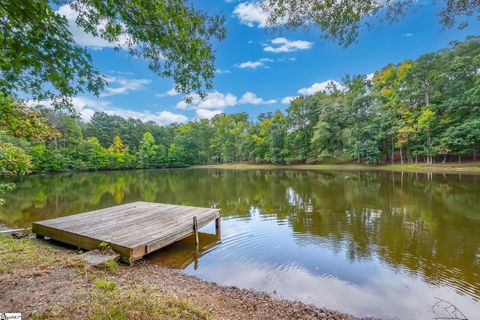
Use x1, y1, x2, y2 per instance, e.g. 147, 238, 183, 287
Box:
32, 201, 221, 263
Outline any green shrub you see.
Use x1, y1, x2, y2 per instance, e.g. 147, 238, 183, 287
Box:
104, 260, 118, 275
94, 279, 117, 292
0, 142, 32, 175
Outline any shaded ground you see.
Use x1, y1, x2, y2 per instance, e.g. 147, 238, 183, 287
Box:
0, 235, 372, 320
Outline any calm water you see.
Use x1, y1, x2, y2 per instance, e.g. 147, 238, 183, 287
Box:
1, 169, 479, 319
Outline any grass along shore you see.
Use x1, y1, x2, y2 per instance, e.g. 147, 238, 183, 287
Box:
0, 234, 369, 320
194, 162, 480, 174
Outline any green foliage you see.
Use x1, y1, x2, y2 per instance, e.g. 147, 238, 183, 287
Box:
98, 242, 110, 250
0, 0, 225, 108
103, 260, 119, 275
138, 132, 159, 168
0, 183, 14, 206
94, 279, 117, 292
0, 94, 59, 141
262, 0, 479, 47
0, 1, 105, 109
0, 235, 65, 274
82, 138, 109, 170
1, 38, 480, 173
0, 142, 32, 175
30, 144, 66, 172
71, 0, 225, 100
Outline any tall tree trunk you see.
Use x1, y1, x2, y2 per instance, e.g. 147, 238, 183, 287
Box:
400, 148, 404, 165
474, 148, 477, 161
442, 155, 446, 164
459, 155, 461, 164
391, 137, 394, 164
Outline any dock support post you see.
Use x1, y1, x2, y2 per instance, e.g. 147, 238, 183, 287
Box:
215, 217, 221, 239
193, 216, 199, 250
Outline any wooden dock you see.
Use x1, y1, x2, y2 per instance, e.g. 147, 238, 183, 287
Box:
32, 201, 221, 263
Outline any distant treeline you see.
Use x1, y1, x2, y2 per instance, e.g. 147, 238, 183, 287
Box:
1, 37, 480, 174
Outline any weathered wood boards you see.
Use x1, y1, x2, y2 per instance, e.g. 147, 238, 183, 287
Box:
32, 201, 221, 263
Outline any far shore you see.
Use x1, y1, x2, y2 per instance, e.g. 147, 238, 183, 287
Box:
193, 162, 480, 175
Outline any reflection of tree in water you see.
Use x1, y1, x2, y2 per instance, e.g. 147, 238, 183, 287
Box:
0, 169, 479, 299
284, 171, 480, 300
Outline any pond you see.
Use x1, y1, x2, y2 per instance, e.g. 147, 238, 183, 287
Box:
1, 168, 479, 320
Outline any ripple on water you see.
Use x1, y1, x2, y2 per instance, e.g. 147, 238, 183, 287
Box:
1, 169, 479, 320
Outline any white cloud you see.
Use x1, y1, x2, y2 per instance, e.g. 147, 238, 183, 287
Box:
101, 76, 151, 97
70, 97, 111, 121
79, 108, 96, 121
238, 61, 263, 69
233, 2, 269, 28
57, 5, 129, 49
156, 87, 179, 98
239, 92, 276, 105
403, 33, 414, 37
278, 57, 296, 62
298, 80, 344, 96
237, 58, 273, 69
196, 109, 223, 119
177, 90, 276, 110
233, 2, 287, 28
103, 108, 187, 125
177, 91, 238, 110
281, 96, 297, 104
109, 70, 134, 76
366, 73, 375, 81
263, 37, 313, 53
216, 69, 231, 74
28, 96, 110, 121
29, 96, 187, 125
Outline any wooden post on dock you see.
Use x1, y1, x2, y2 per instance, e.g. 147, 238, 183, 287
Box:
193, 216, 199, 250
215, 216, 221, 238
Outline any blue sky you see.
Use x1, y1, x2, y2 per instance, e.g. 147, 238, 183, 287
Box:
56, 1, 480, 124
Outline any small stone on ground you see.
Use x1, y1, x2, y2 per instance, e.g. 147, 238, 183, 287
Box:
73, 249, 120, 267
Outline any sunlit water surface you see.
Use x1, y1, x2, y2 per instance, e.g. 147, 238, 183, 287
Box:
1, 169, 479, 320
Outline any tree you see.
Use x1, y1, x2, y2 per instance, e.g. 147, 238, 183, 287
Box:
1, 37, 480, 172
107, 136, 131, 169
39, 110, 84, 147
82, 137, 109, 170
167, 144, 187, 167
268, 111, 289, 163
0, 93, 59, 141
138, 132, 160, 168
286, 97, 317, 161
211, 113, 248, 163
86, 112, 128, 147
262, 0, 480, 46
0, 142, 32, 175
0, 0, 225, 108
438, 118, 480, 163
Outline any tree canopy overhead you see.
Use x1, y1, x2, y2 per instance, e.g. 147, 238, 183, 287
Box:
262, 0, 480, 46
0, 0, 225, 108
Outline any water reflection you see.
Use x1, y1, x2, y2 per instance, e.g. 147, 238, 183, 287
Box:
148, 232, 220, 269
0, 169, 479, 319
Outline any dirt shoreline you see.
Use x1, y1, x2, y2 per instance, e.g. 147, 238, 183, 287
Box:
193, 162, 480, 174
0, 236, 373, 320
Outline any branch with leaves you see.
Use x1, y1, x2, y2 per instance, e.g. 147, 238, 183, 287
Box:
0, 0, 225, 109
